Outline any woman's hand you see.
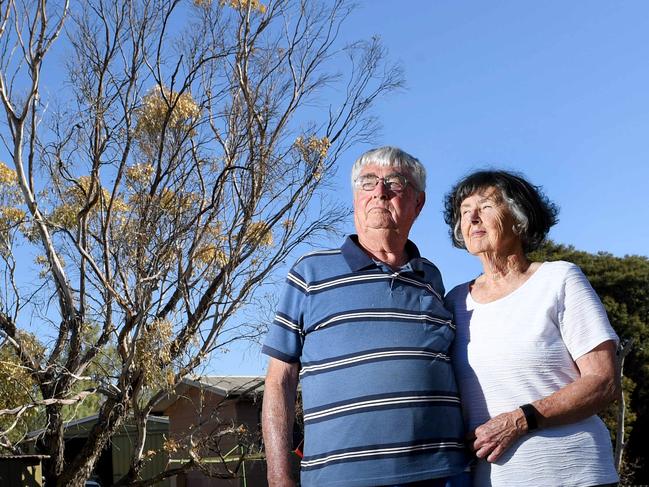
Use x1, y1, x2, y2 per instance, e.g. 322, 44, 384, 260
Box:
469, 408, 528, 463
468, 340, 619, 464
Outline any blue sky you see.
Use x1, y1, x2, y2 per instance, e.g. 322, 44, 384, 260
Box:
3, 1, 646, 376
213, 0, 649, 375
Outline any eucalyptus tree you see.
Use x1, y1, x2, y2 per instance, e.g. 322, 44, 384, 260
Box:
0, 0, 403, 484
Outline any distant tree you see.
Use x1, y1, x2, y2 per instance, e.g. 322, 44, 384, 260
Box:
529, 241, 649, 483
0, 0, 403, 485
0, 327, 106, 449
0, 333, 43, 449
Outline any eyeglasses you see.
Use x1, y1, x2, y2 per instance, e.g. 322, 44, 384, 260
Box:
354, 174, 409, 192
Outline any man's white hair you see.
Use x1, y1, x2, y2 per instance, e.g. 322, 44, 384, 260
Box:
351, 146, 426, 192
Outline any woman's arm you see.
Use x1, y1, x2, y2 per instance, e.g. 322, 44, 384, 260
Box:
471, 339, 619, 463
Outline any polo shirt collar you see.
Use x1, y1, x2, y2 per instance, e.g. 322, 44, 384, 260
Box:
341, 235, 422, 272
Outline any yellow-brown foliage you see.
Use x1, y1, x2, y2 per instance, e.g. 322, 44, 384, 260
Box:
0, 162, 18, 186
134, 86, 201, 140
0, 162, 24, 217
135, 319, 174, 389
125, 163, 155, 187
195, 244, 229, 267
128, 188, 198, 216
294, 135, 330, 181
34, 254, 67, 279
194, 0, 267, 13
0, 164, 26, 251
49, 176, 128, 230
194, 223, 229, 267
0, 207, 26, 223
0, 333, 43, 426
244, 221, 273, 247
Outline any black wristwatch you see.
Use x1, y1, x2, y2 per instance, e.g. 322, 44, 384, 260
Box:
519, 403, 539, 431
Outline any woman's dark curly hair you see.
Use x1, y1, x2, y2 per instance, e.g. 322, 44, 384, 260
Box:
443, 170, 559, 253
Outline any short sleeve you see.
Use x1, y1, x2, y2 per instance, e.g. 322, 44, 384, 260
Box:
558, 263, 619, 360
261, 265, 307, 363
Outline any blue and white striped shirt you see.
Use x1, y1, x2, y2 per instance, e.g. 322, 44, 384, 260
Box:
263, 236, 467, 487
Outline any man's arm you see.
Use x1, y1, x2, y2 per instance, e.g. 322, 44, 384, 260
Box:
263, 357, 300, 487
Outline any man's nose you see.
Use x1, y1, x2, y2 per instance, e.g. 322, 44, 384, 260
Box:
372, 178, 390, 198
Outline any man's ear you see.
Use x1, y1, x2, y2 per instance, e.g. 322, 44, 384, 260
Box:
415, 191, 426, 217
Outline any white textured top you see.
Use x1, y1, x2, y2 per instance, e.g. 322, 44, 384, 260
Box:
446, 261, 619, 487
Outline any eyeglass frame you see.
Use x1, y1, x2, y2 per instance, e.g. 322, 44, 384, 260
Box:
353, 173, 411, 192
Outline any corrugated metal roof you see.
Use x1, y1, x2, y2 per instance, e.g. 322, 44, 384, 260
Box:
151, 375, 264, 413
27, 414, 169, 438
185, 375, 265, 396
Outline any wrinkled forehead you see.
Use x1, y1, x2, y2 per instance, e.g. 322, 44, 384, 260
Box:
358, 162, 410, 176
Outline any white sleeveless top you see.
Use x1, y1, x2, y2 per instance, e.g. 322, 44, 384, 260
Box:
446, 261, 619, 487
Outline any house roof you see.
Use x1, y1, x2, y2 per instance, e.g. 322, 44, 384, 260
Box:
27, 414, 169, 439
62, 413, 169, 430
185, 376, 265, 396
151, 375, 265, 413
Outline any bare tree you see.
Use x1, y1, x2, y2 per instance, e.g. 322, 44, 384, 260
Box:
0, 0, 403, 485
615, 339, 634, 472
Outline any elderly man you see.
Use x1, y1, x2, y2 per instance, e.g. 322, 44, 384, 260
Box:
262, 147, 467, 487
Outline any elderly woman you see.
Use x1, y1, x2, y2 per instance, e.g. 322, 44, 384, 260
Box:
443, 170, 619, 487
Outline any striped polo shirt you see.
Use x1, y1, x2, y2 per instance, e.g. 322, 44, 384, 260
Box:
262, 236, 467, 487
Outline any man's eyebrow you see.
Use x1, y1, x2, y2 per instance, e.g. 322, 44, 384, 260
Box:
360, 172, 406, 178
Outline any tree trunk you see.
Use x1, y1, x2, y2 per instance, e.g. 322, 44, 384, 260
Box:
42, 405, 65, 487
56, 395, 131, 487
615, 339, 634, 472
